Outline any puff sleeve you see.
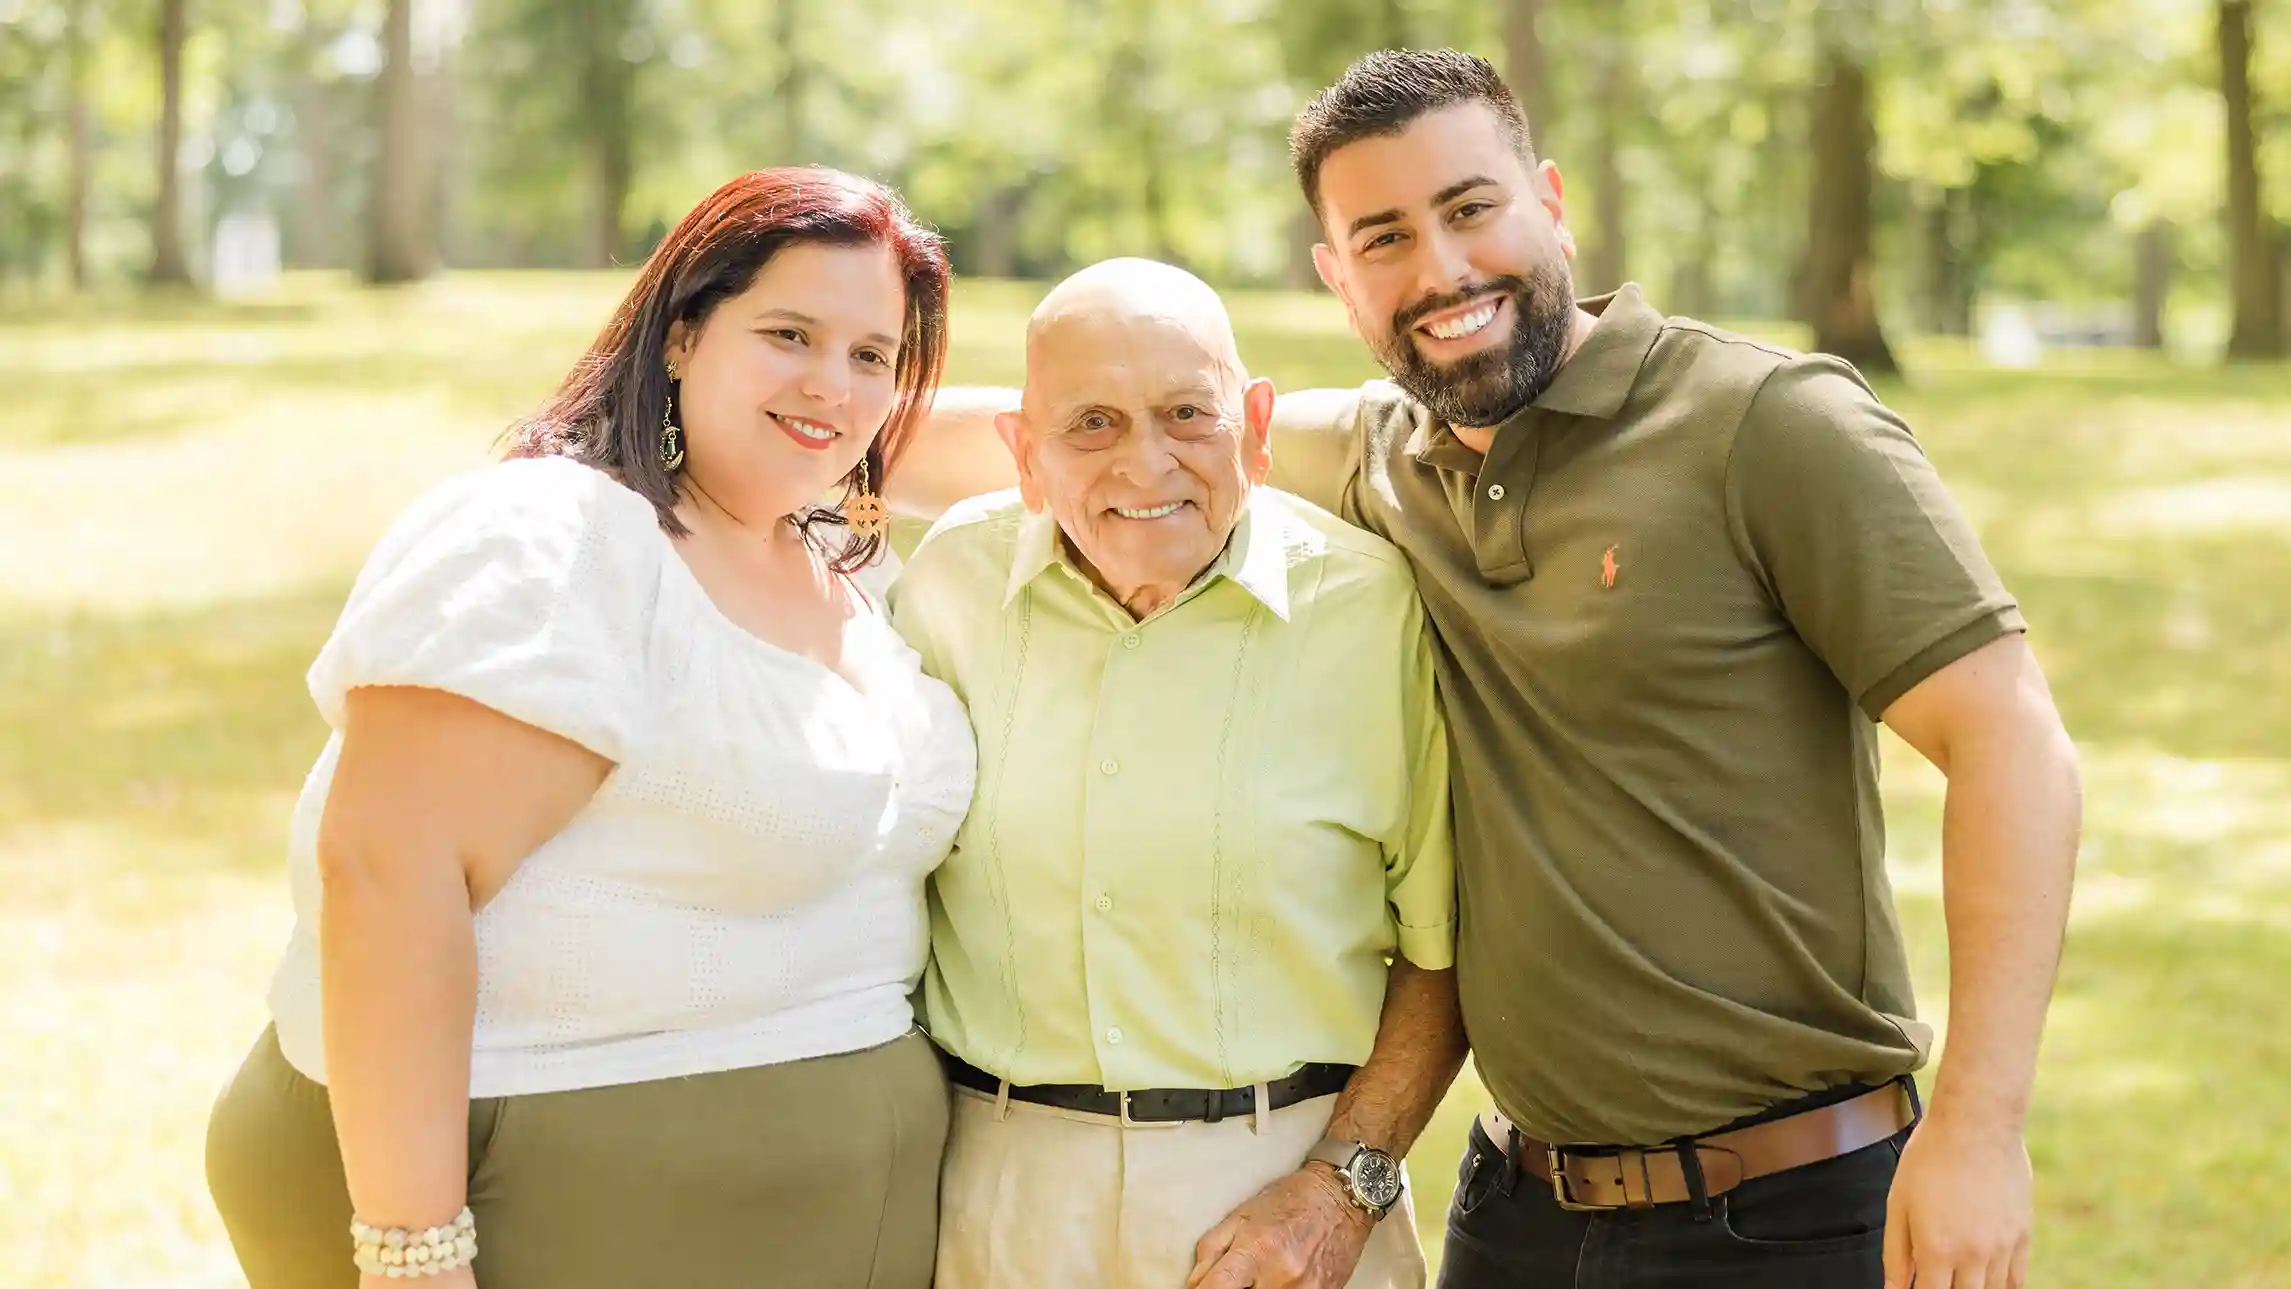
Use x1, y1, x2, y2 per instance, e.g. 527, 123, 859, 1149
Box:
305, 457, 665, 762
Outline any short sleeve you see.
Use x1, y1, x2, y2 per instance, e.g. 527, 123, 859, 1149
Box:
306, 457, 663, 761
1266, 387, 1368, 523
1726, 357, 2025, 719
1385, 602, 1457, 971
885, 490, 1020, 689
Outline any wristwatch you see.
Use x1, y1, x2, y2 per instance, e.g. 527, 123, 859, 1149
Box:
1306, 1136, 1404, 1219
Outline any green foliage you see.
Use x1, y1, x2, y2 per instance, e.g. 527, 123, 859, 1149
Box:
0, 0, 2288, 350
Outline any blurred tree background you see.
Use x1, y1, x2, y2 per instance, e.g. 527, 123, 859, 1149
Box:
3, 0, 2289, 362
5, 7, 2291, 1288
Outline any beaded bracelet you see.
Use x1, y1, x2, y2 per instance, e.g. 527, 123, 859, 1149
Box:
350, 1206, 478, 1278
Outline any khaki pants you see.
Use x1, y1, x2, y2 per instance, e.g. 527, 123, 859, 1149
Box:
935, 1086, 1427, 1289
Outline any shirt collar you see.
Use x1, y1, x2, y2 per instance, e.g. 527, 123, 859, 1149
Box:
1002, 493, 1291, 621
1531, 283, 1663, 419
1409, 282, 1664, 470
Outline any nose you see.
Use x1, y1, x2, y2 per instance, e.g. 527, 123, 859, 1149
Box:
797, 349, 851, 410
1109, 418, 1179, 486
1414, 225, 1475, 303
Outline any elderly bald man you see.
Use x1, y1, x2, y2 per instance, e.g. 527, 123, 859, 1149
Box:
887, 259, 1465, 1289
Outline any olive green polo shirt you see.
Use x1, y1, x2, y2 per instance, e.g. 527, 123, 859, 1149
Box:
1269, 285, 2024, 1146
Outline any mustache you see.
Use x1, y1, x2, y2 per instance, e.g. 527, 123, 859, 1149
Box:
1391, 277, 1531, 336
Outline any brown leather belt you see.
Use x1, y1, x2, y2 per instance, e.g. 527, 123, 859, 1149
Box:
1480, 1082, 1917, 1212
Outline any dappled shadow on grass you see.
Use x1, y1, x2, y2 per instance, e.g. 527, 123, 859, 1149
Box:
2006, 531, 2291, 762
0, 354, 565, 449
0, 585, 344, 874
0, 291, 322, 331
1946, 887, 2291, 1288
1886, 351, 2291, 410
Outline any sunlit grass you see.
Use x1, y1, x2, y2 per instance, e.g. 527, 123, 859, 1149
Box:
3, 273, 2287, 1287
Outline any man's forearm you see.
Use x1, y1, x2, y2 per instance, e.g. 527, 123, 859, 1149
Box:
889, 386, 1021, 518
1324, 959, 1469, 1157
1928, 713, 2081, 1133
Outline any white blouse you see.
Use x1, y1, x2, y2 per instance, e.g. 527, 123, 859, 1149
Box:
266, 456, 976, 1098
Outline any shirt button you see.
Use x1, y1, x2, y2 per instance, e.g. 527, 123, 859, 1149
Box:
1123, 634, 1141, 650
1487, 483, 1507, 501
1105, 1026, 1124, 1045
1100, 758, 1120, 776
1093, 894, 1113, 912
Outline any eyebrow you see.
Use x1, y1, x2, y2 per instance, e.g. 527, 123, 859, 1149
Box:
1345, 175, 1503, 238
756, 308, 901, 351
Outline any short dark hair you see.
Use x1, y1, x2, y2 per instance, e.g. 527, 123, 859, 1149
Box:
506, 167, 949, 573
1289, 49, 1535, 218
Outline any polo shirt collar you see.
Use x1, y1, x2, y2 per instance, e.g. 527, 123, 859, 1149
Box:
1532, 283, 1663, 419
1001, 493, 1292, 621
1409, 282, 1664, 471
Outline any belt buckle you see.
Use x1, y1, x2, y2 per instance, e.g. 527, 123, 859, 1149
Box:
1547, 1146, 1619, 1213
1116, 1090, 1182, 1130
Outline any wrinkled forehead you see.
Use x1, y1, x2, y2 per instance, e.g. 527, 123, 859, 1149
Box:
1025, 309, 1242, 419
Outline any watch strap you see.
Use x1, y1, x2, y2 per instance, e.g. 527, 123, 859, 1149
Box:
1306, 1137, 1400, 1219
1306, 1136, 1364, 1171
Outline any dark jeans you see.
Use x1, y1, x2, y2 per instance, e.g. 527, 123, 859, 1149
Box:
1437, 1115, 1911, 1289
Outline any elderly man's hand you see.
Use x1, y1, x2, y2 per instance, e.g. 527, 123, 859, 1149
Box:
1187, 1163, 1377, 1289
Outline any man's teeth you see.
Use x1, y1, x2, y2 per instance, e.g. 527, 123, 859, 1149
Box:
1114, 502, 1183, 520
1424, 302, 1499, 340
774, 413, 837, 441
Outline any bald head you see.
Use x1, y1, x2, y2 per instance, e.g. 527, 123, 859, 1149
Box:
1023, 258, 1245, 413
995, 257, 1276, 621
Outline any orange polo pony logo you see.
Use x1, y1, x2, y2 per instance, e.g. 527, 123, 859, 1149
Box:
1601, 546, 1619, 589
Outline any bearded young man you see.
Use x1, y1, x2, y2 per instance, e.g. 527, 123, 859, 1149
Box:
893, 49, 2080, 1289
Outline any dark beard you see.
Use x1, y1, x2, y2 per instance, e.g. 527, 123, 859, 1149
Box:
1369, 258, 1577, 430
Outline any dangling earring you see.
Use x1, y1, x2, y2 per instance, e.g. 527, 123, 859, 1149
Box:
659, 359, 686, 473
843, 456, 888, 538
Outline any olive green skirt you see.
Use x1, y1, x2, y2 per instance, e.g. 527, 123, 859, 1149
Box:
206, 1026, 949, 1289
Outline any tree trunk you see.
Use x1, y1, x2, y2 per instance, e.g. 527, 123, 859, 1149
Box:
2134, 220, 2173, 350
424, 25, 462, 267
1108, 0, 1174, 264
1582, 30, 1630, 296
778, 0, 806, 161
577, 0, 639, 267
1918, 191, 1953, 335
1140, 126, 1176, 264
591, 132, 632, 269
1286, 206, 1321, 289
1670, 159, 1716, 317
367, 0, 429, 282
1379, 0, 1406, 48
973, 187, 1020, 279
65, 0, 94, 290
2281, 227, 2291, 345
1504, 0, 1553, 149
293, 24, 337, 268
2220, 0, 2282, 359
149, 0, 192, 286
1804, 41, 1898, 375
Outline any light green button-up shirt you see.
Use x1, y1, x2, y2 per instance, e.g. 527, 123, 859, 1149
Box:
887, 487, 1455, 1091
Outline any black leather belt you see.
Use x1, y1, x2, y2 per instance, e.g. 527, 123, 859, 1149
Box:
943, 1054, 1356, 1125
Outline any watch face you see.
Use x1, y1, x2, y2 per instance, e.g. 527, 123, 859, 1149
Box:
1351, 1149, 1404, 1209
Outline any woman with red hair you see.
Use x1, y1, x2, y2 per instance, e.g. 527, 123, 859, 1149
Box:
206, 168, 975, 1289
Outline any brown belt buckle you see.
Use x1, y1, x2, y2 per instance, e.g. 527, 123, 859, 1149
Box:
1545, 1146, 1619, 1212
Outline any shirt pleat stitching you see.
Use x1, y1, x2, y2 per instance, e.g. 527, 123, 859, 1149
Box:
986, 591, 1035, 1065
1207, 602, 1265, 1088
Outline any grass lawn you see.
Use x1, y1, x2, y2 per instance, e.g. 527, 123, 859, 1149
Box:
3, 272, 2288, 1288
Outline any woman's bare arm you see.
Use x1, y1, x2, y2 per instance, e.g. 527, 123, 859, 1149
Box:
318, 684, 610, 1277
